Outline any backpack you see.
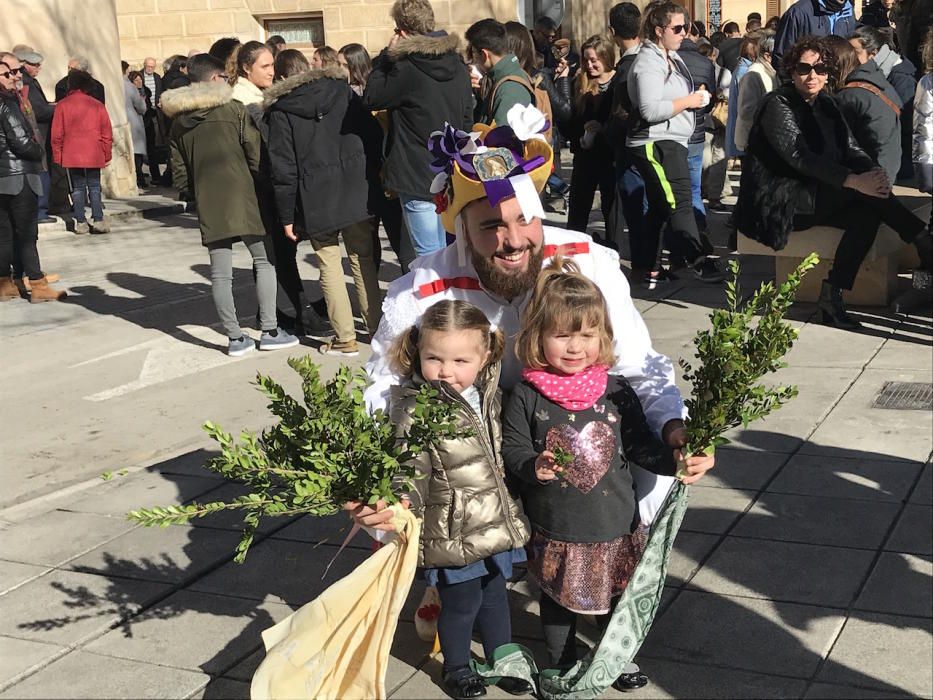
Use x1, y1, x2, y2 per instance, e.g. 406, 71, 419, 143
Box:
488, 73, 554, 143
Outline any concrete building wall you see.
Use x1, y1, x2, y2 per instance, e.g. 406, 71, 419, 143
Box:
1, 0, 137, 197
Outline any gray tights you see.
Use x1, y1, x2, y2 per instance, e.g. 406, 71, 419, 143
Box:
207, 235, 277, 339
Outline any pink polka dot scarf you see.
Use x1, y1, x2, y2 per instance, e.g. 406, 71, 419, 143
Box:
521, 364, 610, 412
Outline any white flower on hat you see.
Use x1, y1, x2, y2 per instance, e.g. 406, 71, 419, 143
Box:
460, 131, 488, 156
429, 171, 449, 194
506, 104, 548, 142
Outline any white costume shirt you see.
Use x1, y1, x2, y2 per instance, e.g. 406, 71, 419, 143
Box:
365, 225, 684, 523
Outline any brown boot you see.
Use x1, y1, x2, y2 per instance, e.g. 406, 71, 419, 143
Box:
22, 273, 60, 291
0, 276, 20, 300
28, 277, 67, 303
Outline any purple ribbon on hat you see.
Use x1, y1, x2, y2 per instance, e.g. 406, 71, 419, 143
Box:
427, 125, 478, 176
482, 155, 547, 206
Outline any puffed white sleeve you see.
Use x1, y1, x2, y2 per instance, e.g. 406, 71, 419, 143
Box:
364, 275, 421, 412
594, 249, 687, 435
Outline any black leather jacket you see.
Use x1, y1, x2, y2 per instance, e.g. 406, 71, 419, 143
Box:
734, 85, 874, 250
0, 91, 43, 179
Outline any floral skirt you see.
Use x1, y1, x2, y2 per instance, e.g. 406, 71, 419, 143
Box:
527, 527, 648, 615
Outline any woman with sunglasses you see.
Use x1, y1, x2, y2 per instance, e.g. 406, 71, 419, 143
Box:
735, 36, 932, 329
0, 59, 65, 301
626, 1, 725, 288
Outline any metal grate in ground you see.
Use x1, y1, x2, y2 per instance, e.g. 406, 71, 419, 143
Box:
872, 381, 933, 410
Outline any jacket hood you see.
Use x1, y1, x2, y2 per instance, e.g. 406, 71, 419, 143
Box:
160, 81, 232, 118
386, 32, 464, 82
262, 65, 348, 115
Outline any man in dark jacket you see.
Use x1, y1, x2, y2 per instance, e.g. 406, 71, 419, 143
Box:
772, 0, 856, 74
677, 37, 716, 237
362, 0, 473, 258
162, 54, 297, 356
717, 21, 744, 73
13, 47, 54, 223
54, 56, 105, 104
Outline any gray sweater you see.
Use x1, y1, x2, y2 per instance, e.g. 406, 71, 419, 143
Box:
626, 40, 696, 148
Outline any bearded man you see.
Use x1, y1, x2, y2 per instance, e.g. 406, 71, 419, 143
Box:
352, 106, 714, 539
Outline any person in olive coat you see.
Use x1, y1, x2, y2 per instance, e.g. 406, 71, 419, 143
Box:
161, 54, 297, 357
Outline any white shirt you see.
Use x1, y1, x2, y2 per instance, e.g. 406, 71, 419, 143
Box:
364, 226, 683, 523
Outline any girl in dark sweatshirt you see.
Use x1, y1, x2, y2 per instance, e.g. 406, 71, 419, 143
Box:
501, 256, 677, 691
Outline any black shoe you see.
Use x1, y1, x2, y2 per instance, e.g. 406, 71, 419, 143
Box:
693, 258, 725, 283
442, 668, 486, 699
643, 268, 678, 290
298, 304, 333, 339
612, 671, 649, 691
817, 280, 861, 330
496, 677, 533, 695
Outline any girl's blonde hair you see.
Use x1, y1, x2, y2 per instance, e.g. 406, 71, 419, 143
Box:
574, 34, 617, 112
515, 255, 617, 370
923, 25, 933, 73
389, 299, 505, 377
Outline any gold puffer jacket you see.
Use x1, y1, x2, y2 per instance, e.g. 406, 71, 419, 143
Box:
389, 363, 531, 569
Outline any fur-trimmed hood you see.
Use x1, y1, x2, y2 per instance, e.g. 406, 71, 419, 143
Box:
262, 65, 347, 110
160, 81, 233, 118
386, 31, 460, 60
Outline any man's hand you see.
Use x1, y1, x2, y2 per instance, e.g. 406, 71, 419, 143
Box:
845, 169, 891, 198
344, 499, 396, 531
662, 418, 715, 485
555, 58, 570, 79
283, 223, 298, 242
534, 450, 562, 482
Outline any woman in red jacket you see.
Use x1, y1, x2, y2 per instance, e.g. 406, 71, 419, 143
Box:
51, 70, 112, 234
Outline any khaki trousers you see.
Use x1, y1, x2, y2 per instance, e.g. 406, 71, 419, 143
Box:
310, 219, 382, 342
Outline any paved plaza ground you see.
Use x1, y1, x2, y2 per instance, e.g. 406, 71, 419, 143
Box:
1, 177, 931, 699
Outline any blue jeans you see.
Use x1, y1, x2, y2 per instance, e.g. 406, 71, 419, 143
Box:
547, 172, 568, 195
687, 140, 706, 232
69, 168, 104, 223
616, 158, 648, 262
37, 170, 50, 220
399, 195, 447, 258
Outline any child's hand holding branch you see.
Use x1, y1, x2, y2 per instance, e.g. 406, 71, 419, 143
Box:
535, 450, 563, 483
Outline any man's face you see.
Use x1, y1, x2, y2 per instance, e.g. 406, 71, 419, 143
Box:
466, 44, 492, 73
67, 59, 79, 71
4, 56, 23, 87
462, 195, 544, 300
23, 61, 40, 78
144, 58, 156, 74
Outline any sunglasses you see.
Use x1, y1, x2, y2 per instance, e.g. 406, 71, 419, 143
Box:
666, 24, 687, 34
0, 71, 10, 78
794, 61, 829, 76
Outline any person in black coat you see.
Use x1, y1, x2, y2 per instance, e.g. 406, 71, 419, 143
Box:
717, 21, 744, 73
54, 57, 105, 104
13, 49, 54, 223
677, 35, 716, 237
362, 1, 472, 258
265, 64, 385, 354
734, 37, 931, 330
832, 39, 903, 182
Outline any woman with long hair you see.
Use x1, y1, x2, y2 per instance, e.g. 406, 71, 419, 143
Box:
312, 46, 340, 70
231, 41, 274, 106
559, 35, 618, 242
338, 43, 372, 96
626, 1, 724, 286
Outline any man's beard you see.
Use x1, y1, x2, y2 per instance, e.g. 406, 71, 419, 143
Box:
470, 243, 544, 299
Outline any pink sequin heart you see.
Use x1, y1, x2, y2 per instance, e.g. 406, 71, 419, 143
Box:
546, 421, 616, 493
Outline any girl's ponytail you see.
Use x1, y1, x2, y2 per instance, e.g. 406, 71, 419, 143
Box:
388, 326, 420, 377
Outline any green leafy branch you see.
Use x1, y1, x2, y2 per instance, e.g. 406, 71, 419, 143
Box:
681, 253, 819, 457
127, 358, 464, 562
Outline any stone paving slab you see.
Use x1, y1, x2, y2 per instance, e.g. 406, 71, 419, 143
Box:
67, 471, 221, 517
265, 512, 368, 550
625, 658, 808, 699
0, 636, 64, 688
855, 552, 933, 618
0, 569, 172, 647
0, 650, 208, 699
802, 369, 933, 463
730, 493, 901, 549
885, 504, 933, 556
65, 524, 244, 584
867, 326, 933, 370
0, 510, 137, 567
183, 483, 295, 534
191, 677, 250, 699
911, 463, 932, 504
85, 590, 293, 675
0, 561, 50, 596
765, 454, 922, 503
816, 612, 933, 697
803, 681, 915, 699
692, 449, 787, 491
679, 486, 757, 534
784, 323, 887, 369
664, 532, 721, 587
188, 539, 369, 607
687, 537, 876, 608
640, 590, 846, 679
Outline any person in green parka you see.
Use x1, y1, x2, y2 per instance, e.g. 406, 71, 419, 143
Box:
161, 53, 298, 357
466, 18, 535, 126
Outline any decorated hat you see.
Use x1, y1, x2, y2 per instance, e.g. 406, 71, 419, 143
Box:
428, 104, 554, 234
